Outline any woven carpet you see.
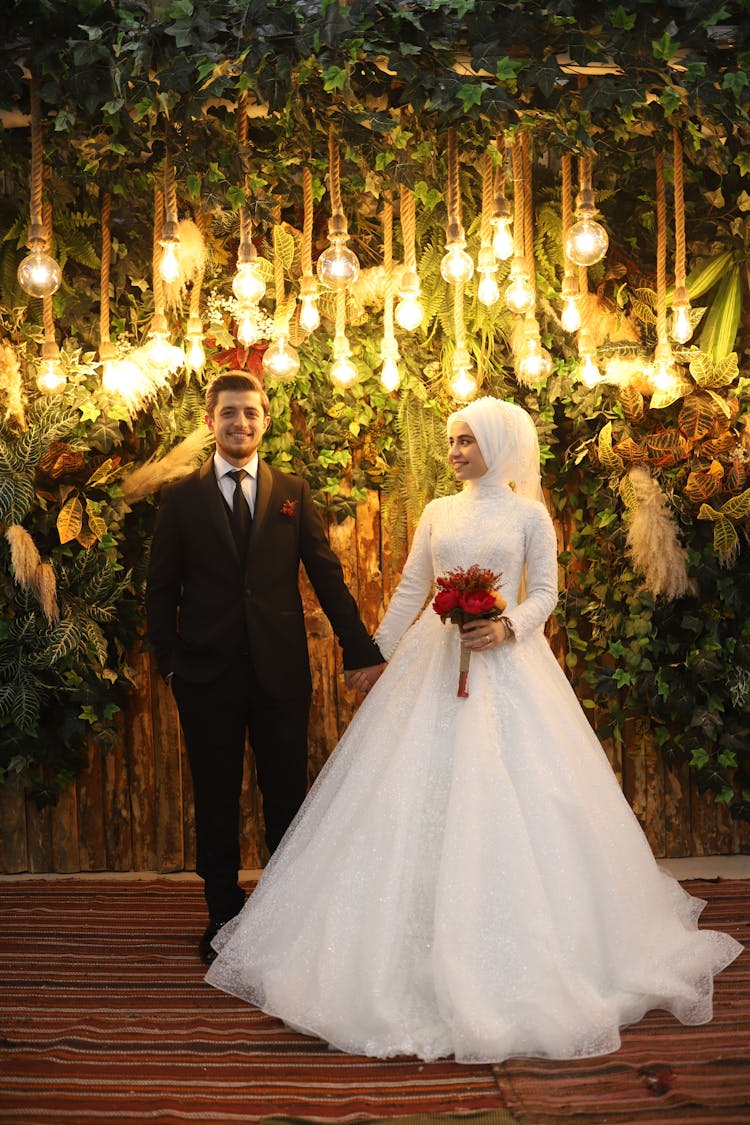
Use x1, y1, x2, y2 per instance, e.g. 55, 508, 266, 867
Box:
0, 877, 747, 1125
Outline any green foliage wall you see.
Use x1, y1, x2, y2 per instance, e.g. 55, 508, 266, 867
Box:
1, 0, 750, 823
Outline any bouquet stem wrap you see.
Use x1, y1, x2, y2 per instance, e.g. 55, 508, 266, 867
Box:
432, 565, 506, 699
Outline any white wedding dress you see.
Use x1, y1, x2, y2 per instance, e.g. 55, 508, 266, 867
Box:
206, 478, 742, 1063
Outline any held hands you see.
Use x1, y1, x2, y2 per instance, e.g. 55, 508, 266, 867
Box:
460, 617, 512, 653
343, 663, 387, 694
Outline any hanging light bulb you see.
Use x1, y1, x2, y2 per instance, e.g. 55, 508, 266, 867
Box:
560, 274, 581, 332
18, 240, 63, 299
298, 274, 320, 333
145, 312, 184, 372
236, 305, 257, 347
185, 315, 206, 372
491, 197, 514, 261
329, 333, 358, 388
395, 269, 424, 331
263, 335, 300, 381
448, 344, 477, 402
476, 246, 500, 306
440, 218, 474, 285
102, 354, 143, 397
159, 217, 181, 284
504, 259, 535, 315
518, 325, 553, 384
651, 339, 677, 391
670, 284, 693, 344
579, 353, 601, 386
36, 342, 66, 394
379, 337, 401, 392
565, 180, 608, 267
233, 239, 266, 304
316, 212, 360, 291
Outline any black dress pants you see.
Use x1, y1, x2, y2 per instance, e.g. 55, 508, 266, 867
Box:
172, 658, 310, 920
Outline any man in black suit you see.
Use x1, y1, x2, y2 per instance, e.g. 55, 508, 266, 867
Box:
146, 370, 384, 963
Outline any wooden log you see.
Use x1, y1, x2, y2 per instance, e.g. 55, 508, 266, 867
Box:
150, 662, 184, 872
239, 740, 266, 870
126, 646, 157, 871
0, 782, 28, 873
76, 740, 107, 871
663, 758, 692, 858
50, 781, 81, 873
641, 723, 666, 858
102, 713, 133, 871
25, 794, 53, 872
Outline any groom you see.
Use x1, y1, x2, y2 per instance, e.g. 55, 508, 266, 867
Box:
145, 370, 384, 963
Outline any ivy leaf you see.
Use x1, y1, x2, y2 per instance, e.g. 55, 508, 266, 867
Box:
722, 71, 749, 98
652, 33, 677, 61
323, 66, 348, 92
457, 83, 482, 111
659, 87, 682, 116
79, 401, 101, 423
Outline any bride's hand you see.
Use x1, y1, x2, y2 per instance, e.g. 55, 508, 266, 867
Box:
460, 618, 511, 652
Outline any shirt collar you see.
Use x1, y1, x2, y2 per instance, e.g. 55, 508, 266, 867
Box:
214, 451, 259, 481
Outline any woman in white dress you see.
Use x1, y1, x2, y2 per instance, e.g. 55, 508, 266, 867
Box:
206, 396, 742, 1063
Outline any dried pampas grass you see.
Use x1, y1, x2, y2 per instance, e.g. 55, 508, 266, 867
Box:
121, 424, 212, 504
625, 467, 691, 600
0, 342, 25, 428
163, 219, 208, 309
31, 561, 60, 622
5, 525, 60, 621
5, 524, 41, 589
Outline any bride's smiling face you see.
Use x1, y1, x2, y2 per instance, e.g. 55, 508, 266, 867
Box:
447, 420, 488, 480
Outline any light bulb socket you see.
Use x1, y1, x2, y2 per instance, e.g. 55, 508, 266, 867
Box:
492, 196, 511, 222
327, 212, 349, 239
398, 269, 420, 297
444, 217, 465, 248
186, 315, 203, 337
672, 284, 690, 308
149, 312, 169, 336
27, 222, 46, 247
98, 340, 118, 364
477, 245, 497, 271
561, 274, 579, 300
237, 239, 258, 266
575, 185, 597, 216
299, 274, 319, 298
41, 340, 61, 363
162, 218, 179, 243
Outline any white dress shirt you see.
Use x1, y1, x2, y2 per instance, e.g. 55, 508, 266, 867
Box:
213, 451, 258, 517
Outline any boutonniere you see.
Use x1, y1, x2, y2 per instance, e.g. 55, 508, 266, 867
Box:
280, 499, 298, 518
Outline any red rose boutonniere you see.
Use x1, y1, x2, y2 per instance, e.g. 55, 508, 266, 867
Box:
433, 565, 506, 698
280, 499, 298, 518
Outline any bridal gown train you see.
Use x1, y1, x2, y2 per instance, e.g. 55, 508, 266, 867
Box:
206, 480, 742, 1063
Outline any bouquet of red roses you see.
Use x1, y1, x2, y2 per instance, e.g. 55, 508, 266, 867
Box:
433, 565, 506, 698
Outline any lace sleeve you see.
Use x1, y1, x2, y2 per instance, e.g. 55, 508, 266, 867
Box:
503, 501, 559, 641
374, 505, 435, 660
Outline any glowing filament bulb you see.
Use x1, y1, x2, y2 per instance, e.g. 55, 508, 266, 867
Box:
491, 216, 514, 261
441, 241, 474, 285
159, 239, 180, 284
561, 296, 582, 333
299, 295, 320, 332
671, 288, 693, 345
36, 359, 67, 395
102, 356, 142, 396
232, 261, 266, 305
565, 217, 608, 268
236, 307, 257, 347
504, 268, 535, 316
186, 335, 206, 371
18, 247, 62, 298
449, 346, 477, 402
518, 338, 552, 383
316, 232, 360, 291
330, 355, 358, 387
579, 353, 601, 386
263, 335, 300, 380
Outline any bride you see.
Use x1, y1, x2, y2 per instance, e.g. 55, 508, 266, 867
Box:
206, 395, 742, 1063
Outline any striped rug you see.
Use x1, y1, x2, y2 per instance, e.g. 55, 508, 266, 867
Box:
493, 879, 750, 1124
0, 878, 510, 1124
1, 878, 747, 1124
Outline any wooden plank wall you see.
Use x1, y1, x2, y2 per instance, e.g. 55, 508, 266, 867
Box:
1, 490, 747, 874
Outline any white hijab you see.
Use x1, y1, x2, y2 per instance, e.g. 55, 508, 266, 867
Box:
447, 396, 542, 501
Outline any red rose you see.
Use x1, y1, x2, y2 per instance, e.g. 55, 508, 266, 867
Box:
459, 588, 497, 615
280, 499, 298, 517
433, 588, 461, 616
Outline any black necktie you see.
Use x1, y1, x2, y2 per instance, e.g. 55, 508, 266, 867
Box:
227, 469, 251, 552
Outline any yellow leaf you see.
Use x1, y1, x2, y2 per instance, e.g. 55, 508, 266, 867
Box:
721, 487, 750, 521
597, 422, 624, 471
85, 457, 120, 488
619, 474, 639, 511
57, 495, 83, 544
85, 499, 108, 541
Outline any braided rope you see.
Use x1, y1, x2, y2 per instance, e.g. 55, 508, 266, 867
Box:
511, 136, 525, 259
335, 287, 346, 338
237, 92, 250, 245
100, 191, 112, 343
522, 131, 535, 295
400, 183, 416, 271
302, 166, 314, 275
655, 151, 668, 344
42, 200, 55, 342
383, 196, 394, 339
673, 129, 686, 289
561, 153, 575, 280
272, 205, 286, 330
453, 279, 466, 350
153, 184, 165, 314
29, 72, 44, 232
480, 151, 493, 245
189, 208, 206, 321
447, 128, 460, 224
328, 126, 342, 215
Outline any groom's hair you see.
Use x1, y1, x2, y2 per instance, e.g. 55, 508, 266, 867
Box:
205, 370, 270, 417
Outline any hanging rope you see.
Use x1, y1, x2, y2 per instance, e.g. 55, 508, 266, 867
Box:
153, 184, 165, 315
189, 207, 206, 322
655, 151, 668, 345
164, 145, 177, 223
328, 126, 343, 216
335, 287, 347, 339
100, 190, 112, 345
511, 136, 525, 259
302, 166, 314, 275
561, 155, 574, 268
272, 204, 287, 331
453, 279, 466, 352
237, 91, 250, 246
494, 134, 508, 211
29, 71, 44, 237
521, 130, 535, 296
480, 151, 493, 246
447, 128, 460, 224
673, 129, 686, 291
41, 199, 56, 348
383, 195, 394, 340
400, 183, 417, 271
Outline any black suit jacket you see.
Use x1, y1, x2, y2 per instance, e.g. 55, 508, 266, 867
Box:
145, 455, 383, 697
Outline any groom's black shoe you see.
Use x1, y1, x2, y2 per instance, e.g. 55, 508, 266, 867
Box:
199, 896, 246, 966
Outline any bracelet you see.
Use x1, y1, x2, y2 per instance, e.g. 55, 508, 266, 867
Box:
500, 616, 515, 639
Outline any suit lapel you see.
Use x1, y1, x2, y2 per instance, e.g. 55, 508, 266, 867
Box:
249, 460, 273, 556
199, 455, 240, 562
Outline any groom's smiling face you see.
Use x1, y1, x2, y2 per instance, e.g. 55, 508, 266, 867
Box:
206, 389, 270, 467
447, 421, 488, 481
